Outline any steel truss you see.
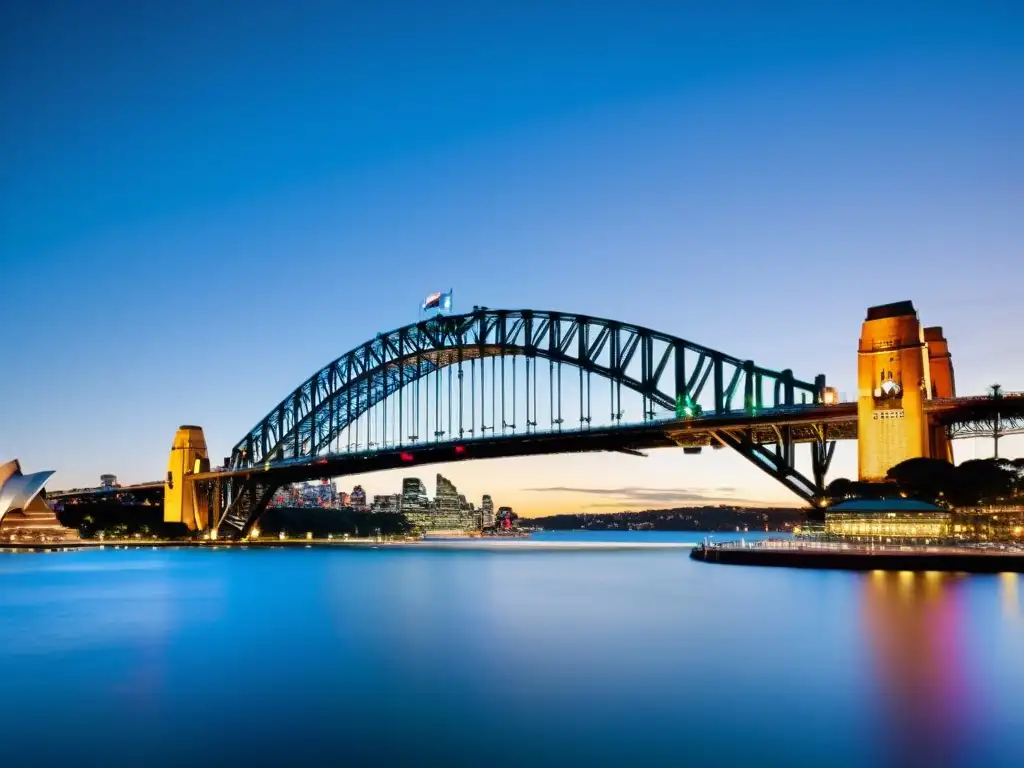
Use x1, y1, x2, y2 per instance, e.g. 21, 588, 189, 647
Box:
232, 309, 825, 468
207, 476, 278, 537
947, 417, 1024, 439
220, 308, 828, 534
708, 426, 836, 503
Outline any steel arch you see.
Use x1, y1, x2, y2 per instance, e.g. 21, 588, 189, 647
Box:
230, 308, 824, 471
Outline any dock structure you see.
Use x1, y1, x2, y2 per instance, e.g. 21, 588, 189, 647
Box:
691, 540, 1024, 573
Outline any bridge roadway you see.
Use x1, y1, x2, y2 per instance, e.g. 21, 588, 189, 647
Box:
190, 403, 859, 488
192, 393, 1024, 486
48, 394, 1024, 505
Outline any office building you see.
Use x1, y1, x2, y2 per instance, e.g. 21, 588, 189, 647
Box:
481, 495, 495, 528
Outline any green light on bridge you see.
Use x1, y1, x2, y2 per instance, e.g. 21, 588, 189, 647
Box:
675, 394, 700, 419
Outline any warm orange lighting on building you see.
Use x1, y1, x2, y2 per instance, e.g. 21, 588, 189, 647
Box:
824, 499, 951, 541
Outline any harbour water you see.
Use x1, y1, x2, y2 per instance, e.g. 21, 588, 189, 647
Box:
2, 530, 1023, 767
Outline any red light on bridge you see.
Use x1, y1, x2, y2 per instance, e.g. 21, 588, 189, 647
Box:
400, 452, 415, 462
454, 445, 466, 455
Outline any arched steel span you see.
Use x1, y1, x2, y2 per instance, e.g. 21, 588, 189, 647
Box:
230, 308, 826, 471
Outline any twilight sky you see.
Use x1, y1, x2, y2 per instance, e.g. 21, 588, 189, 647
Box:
2, 2, 1023, 515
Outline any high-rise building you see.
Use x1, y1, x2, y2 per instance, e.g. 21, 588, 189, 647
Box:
436, 475, 460, 515
401, 478, 428, 511
401, 474, 482, 534
481, 495, 495, 528
350, 485, 367, 509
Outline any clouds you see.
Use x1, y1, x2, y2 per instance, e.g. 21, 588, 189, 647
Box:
522, 485, 768, 508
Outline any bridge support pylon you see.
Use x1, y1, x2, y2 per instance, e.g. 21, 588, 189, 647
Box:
164, 425, 210, 531
924, 326, 956, 463
857, 302, 934, 481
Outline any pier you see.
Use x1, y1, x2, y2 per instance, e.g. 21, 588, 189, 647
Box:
691, 540, 1024, 573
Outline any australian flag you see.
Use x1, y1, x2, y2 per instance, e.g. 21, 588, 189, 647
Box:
423, 290, 453, 312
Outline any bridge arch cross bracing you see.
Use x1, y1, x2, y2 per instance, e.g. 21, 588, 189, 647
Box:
230, 309, 824, 471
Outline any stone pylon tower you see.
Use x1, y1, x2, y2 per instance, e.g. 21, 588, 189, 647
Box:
924, 326, 956, 463
857, 302, 933, 481
164, 425, 210, 530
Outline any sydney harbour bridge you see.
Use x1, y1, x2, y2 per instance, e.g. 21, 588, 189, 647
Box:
48, 303, 1024, 539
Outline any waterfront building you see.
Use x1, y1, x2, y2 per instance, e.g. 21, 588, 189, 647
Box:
497, 506, 515, 530
823, 498, 951, 543
0, 459, 78, 542
949, 506, 1024, 542
402, 474, 482, 534
481, 495, 495, 528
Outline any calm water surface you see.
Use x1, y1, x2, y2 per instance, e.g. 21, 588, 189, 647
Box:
2, 531, 1023, 767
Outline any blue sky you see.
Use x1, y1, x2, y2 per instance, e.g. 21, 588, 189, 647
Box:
3, 2, 1022, 514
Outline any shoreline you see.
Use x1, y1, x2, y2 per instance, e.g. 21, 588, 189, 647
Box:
1, 537, 698, 553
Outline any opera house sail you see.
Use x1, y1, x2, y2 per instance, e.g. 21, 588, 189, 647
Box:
0, 459, 78, 542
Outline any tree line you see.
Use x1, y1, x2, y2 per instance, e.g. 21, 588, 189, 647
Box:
827, 457, 1024, 508
527, 506, 805, 532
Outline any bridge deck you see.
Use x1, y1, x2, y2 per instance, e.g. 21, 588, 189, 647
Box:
48, 394, 1024, 499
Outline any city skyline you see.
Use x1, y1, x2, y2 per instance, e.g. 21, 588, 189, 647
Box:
275, 474, 505, 518
3, 3, 1023, 515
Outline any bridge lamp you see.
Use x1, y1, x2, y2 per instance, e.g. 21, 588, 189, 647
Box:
676, 393, 698, 419
454, 445, 466, 456
400, 452, 415, 462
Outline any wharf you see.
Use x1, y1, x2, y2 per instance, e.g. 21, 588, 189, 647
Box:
691, 542, 1024, 573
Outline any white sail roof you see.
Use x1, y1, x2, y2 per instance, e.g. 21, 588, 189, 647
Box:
0, 470, 55, 525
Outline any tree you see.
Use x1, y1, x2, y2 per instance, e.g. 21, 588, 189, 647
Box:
825, 478, 858, 501
952, 459, 1017, 506
887, 458, 957, 503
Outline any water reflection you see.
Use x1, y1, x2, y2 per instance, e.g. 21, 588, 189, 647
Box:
862, 570, 974, 768
999, 572, 1021, 621
4, 540, 1024, 767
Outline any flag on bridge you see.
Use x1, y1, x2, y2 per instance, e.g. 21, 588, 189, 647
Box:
422, 290, 453, 312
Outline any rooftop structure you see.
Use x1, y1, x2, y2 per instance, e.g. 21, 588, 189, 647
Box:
0, 459, 78, 542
